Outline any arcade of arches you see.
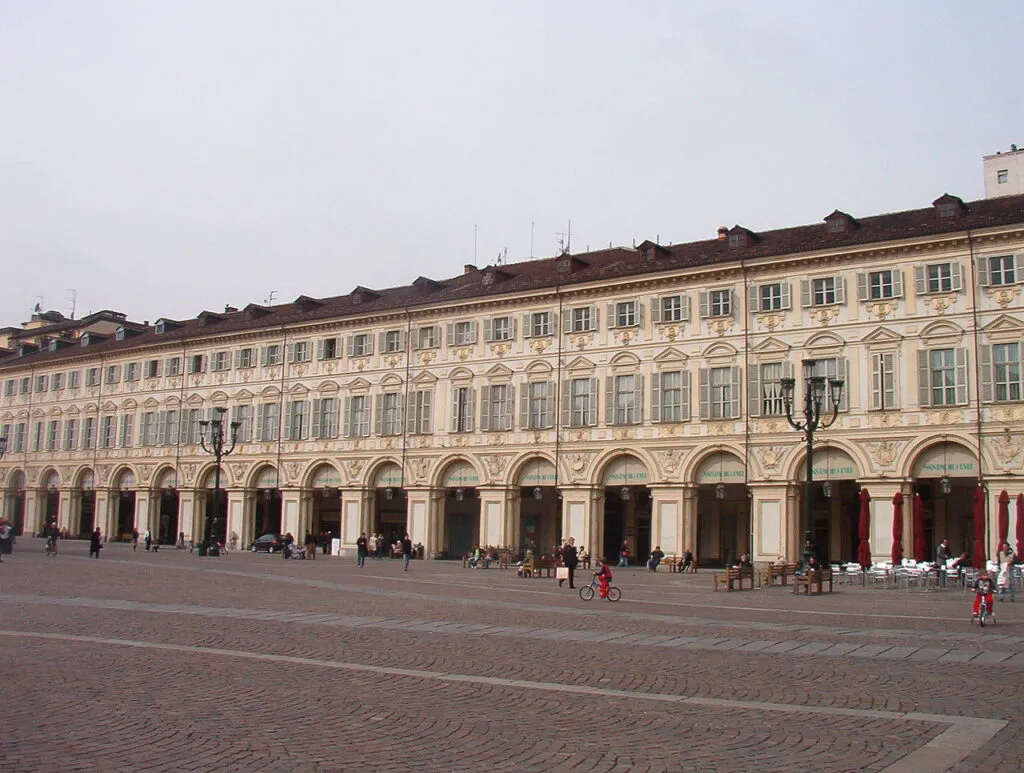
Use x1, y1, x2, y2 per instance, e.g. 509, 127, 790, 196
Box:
0, 442, 1012, 564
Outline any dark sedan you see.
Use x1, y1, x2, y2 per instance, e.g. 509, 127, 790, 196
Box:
249, 534, 285, 553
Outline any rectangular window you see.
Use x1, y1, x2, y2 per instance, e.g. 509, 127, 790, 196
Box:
813, 277, 837, 305
52, 373, 65, 391
867, 352, 895, 410
166, 357, 182, 377
481, 384, 513, 431
101, 416, 115, 448
162, 410, 179, 446
570, 307, 593, 333
286, 401, 308, 440
609, 374, 642, 425
527, 312, 552, 337
82, 417, 95, 450
19, 377, 30, 395
106, 365, 121, 384
807, 358, 848, 411
998, 169, 1009, 184
759, 363, 784, 416
124, 362, 139, 381
759, 283, 784, 312
377, 393, 403, 436
36, 375, 49, 393
451, 322, 476, 345
709, 367, 733, 419
523, 381, 553, 429
144, 360, 161, 379
652, 370, 687, 422
700, 289, 732, 318
3, 380, 14, 397
46, 420, 60, 451
348, 334, 371, 357
256, 403, 280, 442
408, 390, 432, 434
32, 421, 43, 452
211, 351, 231, 372
566, 377, 597, 427
654, 295, 688, 323
416, 326, 438, 349
988, 255, 1017, 287
485, 316, 514, 342
85, 368, 99, 387
344, 395, 370, 437
188, 354, 206, 374
120, 414, 135, 447
929, 349, 957, 406
231, 405, 252, 443
13, 422, 26, 452
68, 371, 80, 389
181, 408, 201, 445
290, 341, 311, 363
262, 345, 282, 366
612, 301, 638, 328
140, 412, 157, 446
236, 348, 255, 369
319, 337, 340, 360
311, 398, 337, 439
927, 264, 953, 293
383, 330, 404, 353
451, 387, 475, 433
993, 343, 1022, 402
868, 271, 895, 299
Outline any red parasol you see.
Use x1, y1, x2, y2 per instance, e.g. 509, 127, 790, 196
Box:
972, 485, 986, 569
913, 493, 926, 563
1016, 493, 1024, 561
857, 488, 872, 568
891, 492, 904, 565
997, 489, 1010, 552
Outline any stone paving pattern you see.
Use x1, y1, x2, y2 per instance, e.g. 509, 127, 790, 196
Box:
1, 542, 1023, 772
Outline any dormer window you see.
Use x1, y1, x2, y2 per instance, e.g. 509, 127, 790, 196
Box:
933, 194, 967, 219
728, 232, 745, 247
824, 210, 857, 234
155, 321, 167, 334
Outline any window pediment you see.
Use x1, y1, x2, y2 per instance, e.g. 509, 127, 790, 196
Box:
653, 347, 688, 365
609, 352, 640, 369
982, 314, 1024, 341
752, 337, 790, 355
860, 327, 902, 346
565, 356, 596, 373
345, 377, 372, 391
449, 367, 474, 382
412, 370, 438, 384
805, 332, 846, 351
919, 321, 964, 343
524, 360, 553, 375
701, 342, 738, 360
485, 363, 513, 379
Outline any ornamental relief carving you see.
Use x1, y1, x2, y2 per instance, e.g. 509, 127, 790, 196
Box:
756, 446, 786, 473
564, 452, 592, 482
986, 286, 1021, 308
867, 302, 896, 320
418, 350, 437, 365
353, 358, 369, 371
345, 458, 365, 482
284, 461, 303, 483
661, 325, 681, 342
482, 454, 509, 478
490, 343, 511, 359
240, 370, 252, 382
756, 314, 784, 331
292, 364, 307, 377
658, 423, 683, 437
927, 410, 963, 425
756, 420, 786, 434
411, 458, 430, 482
867, 412, 902, 428
927, 295, 955, 314
528, 338, 550, 354
708, 421, 735, 435
809, 307, 838, 325
992, 433, 1023, 467
708, 318, 733, 337
615, 330, 635, 346
994, 406, 1024, 423
657, 448, 683, 477
230, 462, 250, 485
865, 440, 900, 469
570, 333, 592, 350
613, 427, 636, 440
385, 355, 402, 368
180, 463, 197, 485
96, 465, 112, 486
322, 361, 336, 374
138, 464, 154, 484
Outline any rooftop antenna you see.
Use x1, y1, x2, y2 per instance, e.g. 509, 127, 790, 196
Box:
530, 220, 535, 259
265, 290, 277, 306
65, 289, 77, 320
495, 248, 507, 266
32, 296, 44, 315
555, 219, 572, 255
474, 224, 478, 266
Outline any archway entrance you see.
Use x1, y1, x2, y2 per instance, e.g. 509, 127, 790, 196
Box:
41, 471, 61, 533
77, 470, 96, 538
309, 464, 342, 546
602, 455, 651, 565
5, 471, 27, 536
251, 466, 282, 542
517, 458, 560, 553
798, 446, 861, 565
115, 469, 136, 541
156, 469, 179, 545
912, 442, 977, 560
441, 461, 480, 557
372, 463, 406, 548
199, 468, 230, 546
695, 452, 749, 568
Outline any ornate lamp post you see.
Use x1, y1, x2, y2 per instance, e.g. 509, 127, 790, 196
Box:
780, 359, 844, 568
198, 407, 240, 554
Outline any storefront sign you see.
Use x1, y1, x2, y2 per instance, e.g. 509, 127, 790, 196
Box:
696, 452, 745, 483
442, 461, 479, 487
311, 465, 342, 488
912, 443, 976, 478
603, 455, 650, 485
373, 464, 403, 488
799, 448, 859, 482
518, 459, 556, 486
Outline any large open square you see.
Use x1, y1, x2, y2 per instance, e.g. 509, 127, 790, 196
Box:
1, 543, 1022, 772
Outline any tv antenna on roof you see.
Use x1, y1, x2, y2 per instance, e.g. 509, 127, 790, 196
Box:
265, 290, 277, 306
65, 289, 77, 319
555, 218, 572, 255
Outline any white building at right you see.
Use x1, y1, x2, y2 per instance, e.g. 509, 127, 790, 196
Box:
984, 144, 1024, 197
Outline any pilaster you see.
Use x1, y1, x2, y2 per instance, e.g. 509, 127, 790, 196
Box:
648, 484, 686, 556
748, 481, 791, 562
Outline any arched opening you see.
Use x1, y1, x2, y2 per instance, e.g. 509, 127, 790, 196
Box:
309, 464, 342, 547
694, 452, 749, 568
251, 466, 282, 543
115, 469, 136, 541
156, 469, 180, 546
200, 467, 230, 546
441, 460, 480, 558
602, 455, 651, 566
798, 445, 862, 565
912, 441, 977, 560
41, 470, 61, 534
77, 469, 96, 539
372, 463, 407, 549
517, 458, 560, 554
5, 470, 27, 536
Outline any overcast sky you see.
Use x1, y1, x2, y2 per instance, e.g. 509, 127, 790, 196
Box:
1, 1, 1021, 325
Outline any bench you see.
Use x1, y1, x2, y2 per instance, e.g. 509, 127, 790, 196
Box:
713, 567, 756, 591
671, 556, 698, 573
761, 563, 800, 587
524, 558, 558, 578
793, 569, 834, 595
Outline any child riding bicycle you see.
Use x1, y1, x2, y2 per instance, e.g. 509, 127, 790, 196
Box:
973, 570, 995, 619
594, 561, 613, 599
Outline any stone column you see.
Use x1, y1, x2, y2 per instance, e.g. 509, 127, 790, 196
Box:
94, 489, 111, 539
226, 489, 247, 548
135, 490, 152, 534
338, 488, 370, 556
557, 486, 603, 559
648, 484, 685, 557
281, 488, 303, 538
477, 486, 515, 547
681, 484, 698, 561
748, 482, 791, 563
856, 479, 903, 566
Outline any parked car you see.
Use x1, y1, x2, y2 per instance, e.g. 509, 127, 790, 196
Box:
249, 534, 285, 553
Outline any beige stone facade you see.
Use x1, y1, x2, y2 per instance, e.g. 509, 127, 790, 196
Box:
3, 193, 1024, 566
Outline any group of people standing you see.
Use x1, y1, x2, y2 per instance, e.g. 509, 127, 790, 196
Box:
356, 532, 415, 570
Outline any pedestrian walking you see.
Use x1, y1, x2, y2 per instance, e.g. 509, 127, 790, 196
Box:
618, 541, 630, 568
0, 519, 13, 562
144, 529, 152, 552
356, 532, 368, 567
368, 533, 377, 559
131, 528, 139, 552
304, 532, 317, 560
559, 537, 579, 589
401, 533, 413, 571
998, 542, 1017, 602
89, 527, 103, 559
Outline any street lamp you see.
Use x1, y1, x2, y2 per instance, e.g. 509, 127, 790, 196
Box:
780, 359, 844, 568
198, 407, 240, 554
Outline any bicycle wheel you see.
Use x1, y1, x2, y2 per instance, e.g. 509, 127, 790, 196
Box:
579, 585, 595, 601
606, 586, 621, 602
979, 605, 987, 627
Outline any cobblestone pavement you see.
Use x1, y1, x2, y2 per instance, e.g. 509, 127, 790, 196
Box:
1, 541, 1022, 772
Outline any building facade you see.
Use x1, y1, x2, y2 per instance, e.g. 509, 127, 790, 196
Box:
2, 192, 1024, 566
984, 145, 1024, 198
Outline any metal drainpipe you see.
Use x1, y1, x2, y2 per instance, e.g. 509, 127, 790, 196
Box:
965, 229, 987, 548
740, 259, 753, 556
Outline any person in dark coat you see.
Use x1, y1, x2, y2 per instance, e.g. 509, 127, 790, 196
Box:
356, 532, 368, 567
89, 528, 103, 559
559, 537, 579, 589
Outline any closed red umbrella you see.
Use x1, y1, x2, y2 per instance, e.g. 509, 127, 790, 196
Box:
891, 492, 904, 564
997, 489, 1010, 551
913, 493, 926, 563
1016, 493, 1024, 561
972, 485, 986, 569
857, 488, 872, 568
